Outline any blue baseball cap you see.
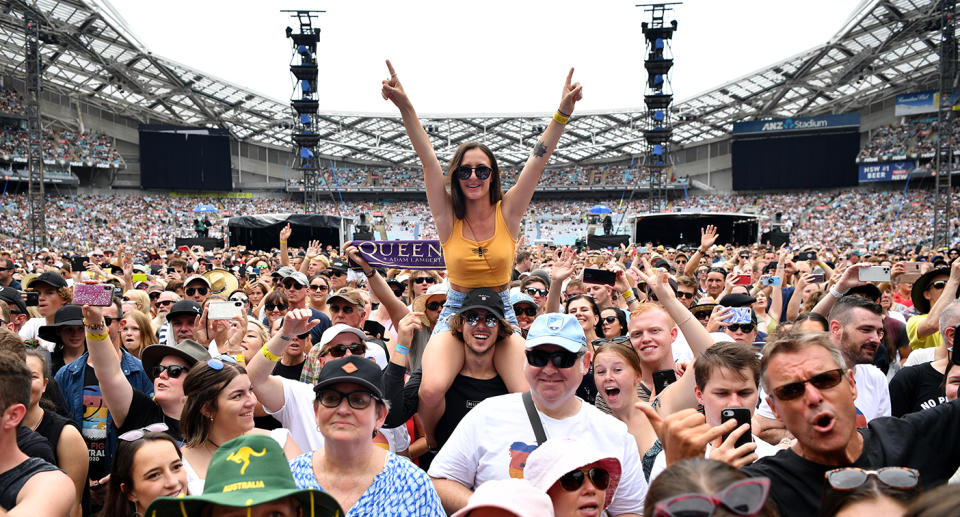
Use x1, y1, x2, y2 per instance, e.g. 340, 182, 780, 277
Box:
510, 291, 536, 308
525, 313, 586, 353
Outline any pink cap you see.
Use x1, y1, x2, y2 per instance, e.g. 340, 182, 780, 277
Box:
450, 479, 554, 517
523, 437, 622, 508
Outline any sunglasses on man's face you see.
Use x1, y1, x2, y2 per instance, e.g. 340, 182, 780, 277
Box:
413, 277, 436, 285
525, 349, 583, 369
464, 312, 498, 328
677, 291, 696, 300
157, 300, 174, 307
525, 287, 548, 298
283, 281, 305, 290
929, 280, 948, 291
455, 165, 493, 180
771, 368, 845, 401
329, 304, 355, 314
325, 270, 346, 278
185, 287, 208, 297
322, 343, 365, 358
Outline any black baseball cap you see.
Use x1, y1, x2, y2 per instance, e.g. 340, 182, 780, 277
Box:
328, 259, 348, 272
24, 271, 68, 290
166, 300, 203, 321
718, 293, 757, 307
456, 288, 506, 322
0, 286, 27, 314
313, 356, 384, 399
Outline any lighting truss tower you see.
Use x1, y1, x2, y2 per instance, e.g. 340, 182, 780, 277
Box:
933, 0, 957, 248
284, 10, 324, 213
639, 3, 679, 214
24, 9, 46, 250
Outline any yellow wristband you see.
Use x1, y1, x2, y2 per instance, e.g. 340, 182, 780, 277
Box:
279, 240, 287, 244
553, 111, 570, 125
260, 345, 281, 362
86, 331, 109, 341
622, 289, 635, 300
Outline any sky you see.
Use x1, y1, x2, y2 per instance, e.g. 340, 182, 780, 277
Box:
105, 0, 863, 116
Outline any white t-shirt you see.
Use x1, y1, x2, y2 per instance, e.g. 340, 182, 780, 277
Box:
19, 317, 55, 351
263, 377, 326, 452
427, 392, 647, 516
671, 331, 694, 363
903, 347, 937, 367
648, 434, 780, 483
757, 364, 891, 423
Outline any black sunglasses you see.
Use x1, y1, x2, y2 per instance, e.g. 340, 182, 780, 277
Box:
425, 301, 445, 311
525, 287, 549, 297
103, 316, 117, 326
317, 389, 378, 410
559, 467, 610, 492
283, 281, 305, 290
514, 306, 537, 317
771, 368, 845, 401
455, 165, 493, 180
157, 300, 174, 307
309, 284, 329, 292
602, 315, 619, 324
390, 286, 405, 297
148, 292, 161, 300
930, 280, 948, 290
323, 343, 365, 358
329, 304, 355, 314
525, 349, 583, 369
152, 364, 188, 379
726, 323, 755, 333
413, 277, 436, 285
677, 291, 696, 300
325, 270, 346, 278
265, 303, 288, 312
185, 287, 208, 296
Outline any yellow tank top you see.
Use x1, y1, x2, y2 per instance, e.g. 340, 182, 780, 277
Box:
441, 201, 516, 288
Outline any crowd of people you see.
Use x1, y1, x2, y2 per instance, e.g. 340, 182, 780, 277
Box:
856, 117, 952, 162
3, 66, 960, 517
0, 126, 124, 168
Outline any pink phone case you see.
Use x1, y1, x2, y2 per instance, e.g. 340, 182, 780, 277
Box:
74, 284, 114, 306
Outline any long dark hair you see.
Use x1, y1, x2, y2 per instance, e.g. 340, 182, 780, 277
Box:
102, 432, 182, 517
566, 294, 604, 338
600, 307, 628, 337
447, 142, 503, 220
180, 361, 247, 447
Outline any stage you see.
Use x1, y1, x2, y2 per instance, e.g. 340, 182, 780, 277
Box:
626, 212, 763, 247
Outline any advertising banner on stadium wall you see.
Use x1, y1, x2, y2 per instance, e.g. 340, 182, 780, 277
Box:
732, 113, 860, 135
858, 161, 914, 183
894, 90, 958, 116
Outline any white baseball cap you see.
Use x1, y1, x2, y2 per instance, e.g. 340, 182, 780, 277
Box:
451, 479, 554, 517
523, 437, 622, 509
317, 323, 366, 350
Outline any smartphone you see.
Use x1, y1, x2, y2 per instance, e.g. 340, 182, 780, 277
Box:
720, 408, 753, 448
248, 268, 259, 277
208, 300, 244, 320
726, 307, 752, 325
132, 273, 148, 283
858, 265, 891, 283
795, 251, 817, 262
652, 369, 677, 394
74, 284, 114, 306
583, 268, 616, 286
760, 275, 781, 287
809, 273, 825, 283
166, 267, 176, 274
178, 246, 189, 252
734, 274, 752, 286
23, 291, 39, 307
70, 256, 88, 272
900, 262, 922, 283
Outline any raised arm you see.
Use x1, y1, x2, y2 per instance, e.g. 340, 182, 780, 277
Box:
501, 68, 583, 235
82, 305, 132, 427
279, 224, 292, 267
381, 60, 452, 238
811, 264, 868, 318
916, 259, 960, 339
546, 246, 575, 314
685, 225, 718, 278
247, 309, 319, 412
344, 244, 409, 327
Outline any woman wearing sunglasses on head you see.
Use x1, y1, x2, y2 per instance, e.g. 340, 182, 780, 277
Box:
819, 466, 919, 517
102, 425, 188, 517
524, 437, 622, 517
644, 458, 777, 517
179, 354, 301, 496
288, 355, 445, 516
382, 59, 583, 448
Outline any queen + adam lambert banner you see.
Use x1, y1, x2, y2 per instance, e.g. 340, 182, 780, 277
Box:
350, 240, 446, 270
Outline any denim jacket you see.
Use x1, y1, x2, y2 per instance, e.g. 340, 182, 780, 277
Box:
54, 349, 153, 468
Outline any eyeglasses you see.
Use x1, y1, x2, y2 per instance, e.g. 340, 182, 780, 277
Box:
652, 478, 771, 517
525, 349, 584, 369
677, 291, 696, 300
207, 355, 239, 370
602, 315, 619, 324
322, 342, 366, 357
413, 277, 436, 285
229, 296, 248, 304
514, 306, 537, 317
559, 467, 611, 492
309, 284, 329, 292
464, 312, 499, 328
152, 364, 189, 379
157, 300, 175, 307
149, 292, 161, 300
525, 287, 549, 297
771, 368, 845, 401
185, 287, 208, 297
425, 301, 445, 311
455, 165, 493, 180
329, 304, 356, 314
929, 280, 947, 290
317, 389, 378, 410
265, 303, 288, 312
325, 270, 346, 278
824, 467, 919, 491
118, 423, 169, 442
726, 323, 755, 333
103, 316, 117, 326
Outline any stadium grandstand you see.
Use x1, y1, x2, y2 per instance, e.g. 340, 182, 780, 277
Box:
0, 0, 955, 250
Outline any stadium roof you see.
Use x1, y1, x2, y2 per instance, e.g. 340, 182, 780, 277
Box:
0, 0, 951, 167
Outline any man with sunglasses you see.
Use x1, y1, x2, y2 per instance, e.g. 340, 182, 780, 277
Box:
281, 272, 331, 347
301, 287, 368, 384
325, 259, 349, 291
675, 276, 699, 309
429, 313, 646, 515
0, 259, 19, 290
248, 314, 362, 451
0, 286, 28, 333
183, 274, 211, 304
520, 275, 550, 312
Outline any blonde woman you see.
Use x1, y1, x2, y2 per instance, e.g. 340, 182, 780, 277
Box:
119, 310, 157, 359
122, 290, 151, 318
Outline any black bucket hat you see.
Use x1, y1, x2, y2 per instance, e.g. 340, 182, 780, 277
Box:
38, 305, 84, 343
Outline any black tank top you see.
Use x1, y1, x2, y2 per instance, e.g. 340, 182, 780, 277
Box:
34, 410, 76, 464
0, 457, 58, 510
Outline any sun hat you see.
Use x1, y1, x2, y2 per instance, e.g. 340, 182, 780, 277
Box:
37, 305, 84, 343
140, 339, 212, 381
523, 436, 622, 509
451, 479, 554, 517
912, 267, 952, 314
144, 434, 342, 517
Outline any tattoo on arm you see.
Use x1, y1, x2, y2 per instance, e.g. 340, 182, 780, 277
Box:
533, 140, 547, 158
